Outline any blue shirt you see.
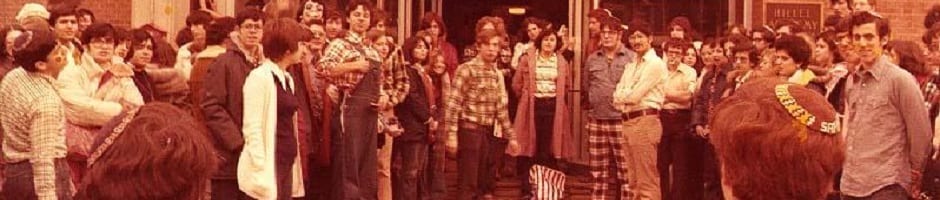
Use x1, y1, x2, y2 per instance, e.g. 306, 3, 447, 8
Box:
584, 45, 635, 120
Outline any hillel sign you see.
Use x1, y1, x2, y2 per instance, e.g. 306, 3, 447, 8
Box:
764, 2, 824, 34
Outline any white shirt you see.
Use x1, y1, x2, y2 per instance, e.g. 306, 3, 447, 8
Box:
613, 50, 668, 112
662, 63, 697, 110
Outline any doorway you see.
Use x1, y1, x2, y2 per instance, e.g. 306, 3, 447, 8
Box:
441, 0, 570, 56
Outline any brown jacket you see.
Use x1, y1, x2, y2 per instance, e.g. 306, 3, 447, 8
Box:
511, 50, 573, 159
190, 46, 227, 124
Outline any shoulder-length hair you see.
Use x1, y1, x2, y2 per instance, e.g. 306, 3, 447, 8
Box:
403, 37, 430, 66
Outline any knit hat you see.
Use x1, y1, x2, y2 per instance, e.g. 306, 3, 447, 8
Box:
15, 3, 50, 22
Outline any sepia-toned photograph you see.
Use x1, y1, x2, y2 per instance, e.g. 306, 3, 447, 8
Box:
0, 0, 937, 199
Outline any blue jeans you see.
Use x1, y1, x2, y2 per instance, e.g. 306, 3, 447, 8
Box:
392, 140, 428, 200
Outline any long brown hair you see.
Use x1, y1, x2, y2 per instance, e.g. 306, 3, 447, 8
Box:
76, 103, 217, 200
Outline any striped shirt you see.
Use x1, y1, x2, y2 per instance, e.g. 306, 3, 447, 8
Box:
443, 57, 515, 140
534, 54, 559, 98
318, 32, 381, 91
0, 68, 68, 200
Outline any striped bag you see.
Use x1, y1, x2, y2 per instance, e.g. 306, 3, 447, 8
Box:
529, 165, 566, 200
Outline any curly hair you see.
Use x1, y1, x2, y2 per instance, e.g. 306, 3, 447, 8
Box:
774, 35, 813, 67
475, 16, 505, 35
533, 28, 561, 52
76, 102, 217, 200
709, 78, 844, 200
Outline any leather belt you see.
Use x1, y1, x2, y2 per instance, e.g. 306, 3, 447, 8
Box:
622, 109, 659, 120
459, 120, 494, 132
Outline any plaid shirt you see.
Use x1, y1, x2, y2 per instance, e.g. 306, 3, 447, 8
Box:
443, 57, 514, 140
380, 51, 410, 108
0, 68, 67, 200
318, 32, 381, 91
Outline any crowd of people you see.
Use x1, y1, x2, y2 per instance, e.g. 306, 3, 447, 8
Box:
2, 0, 940, 199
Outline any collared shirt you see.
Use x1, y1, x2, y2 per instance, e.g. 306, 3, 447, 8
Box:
0, 68, 67, 200
443, 57, 514, 140
584, 45, 636, 120
380, 54, 410, 109
613, 49, 668, 113
534, 53, 559, 98
842, 56, 933, 197
788, 68, 817, 85
663, 63, 697, 110
318, 32, 381, 92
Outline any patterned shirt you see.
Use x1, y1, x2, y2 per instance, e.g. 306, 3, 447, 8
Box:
444, 57, 515, 140
318, 32, 381, 91
380, 51, 410, 109
534, 54, 559, 98
0, 68, 68, 200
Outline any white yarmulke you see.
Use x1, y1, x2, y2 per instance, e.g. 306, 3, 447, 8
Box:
15, 3, 50, 22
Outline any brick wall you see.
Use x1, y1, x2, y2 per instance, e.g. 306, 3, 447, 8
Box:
1, 0, 46, 26
754, 0, 932, 42
2, 0, 132, 28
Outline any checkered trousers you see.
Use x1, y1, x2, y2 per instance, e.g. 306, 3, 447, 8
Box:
587, 117, 630, 200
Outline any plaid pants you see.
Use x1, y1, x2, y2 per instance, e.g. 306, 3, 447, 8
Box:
587, 117, 630, 199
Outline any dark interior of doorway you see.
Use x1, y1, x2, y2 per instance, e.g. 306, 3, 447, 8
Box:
442, 0, 569, 57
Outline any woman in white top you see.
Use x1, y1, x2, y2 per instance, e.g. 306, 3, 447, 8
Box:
238, 18, 310, 200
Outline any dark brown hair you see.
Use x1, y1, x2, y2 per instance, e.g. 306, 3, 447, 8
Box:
76, 103, 217, 200
850, 11, 890, 38
886, 40, 927, 75
419, 12, 446, 37
709, 78, 844, 200
13, 27, 57, 72
533, 28, 561, 52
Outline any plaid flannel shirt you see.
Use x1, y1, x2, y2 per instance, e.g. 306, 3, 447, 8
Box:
318, 32, 381, 92
380, 51, 410, 108
0, 68, 68, 200
443, 57, 514, 140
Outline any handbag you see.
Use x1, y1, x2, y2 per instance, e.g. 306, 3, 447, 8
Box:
529, 164, 566, 200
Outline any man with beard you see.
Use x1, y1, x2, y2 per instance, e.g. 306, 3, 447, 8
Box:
612, 19, 668, 200
841, 11, 933, 199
